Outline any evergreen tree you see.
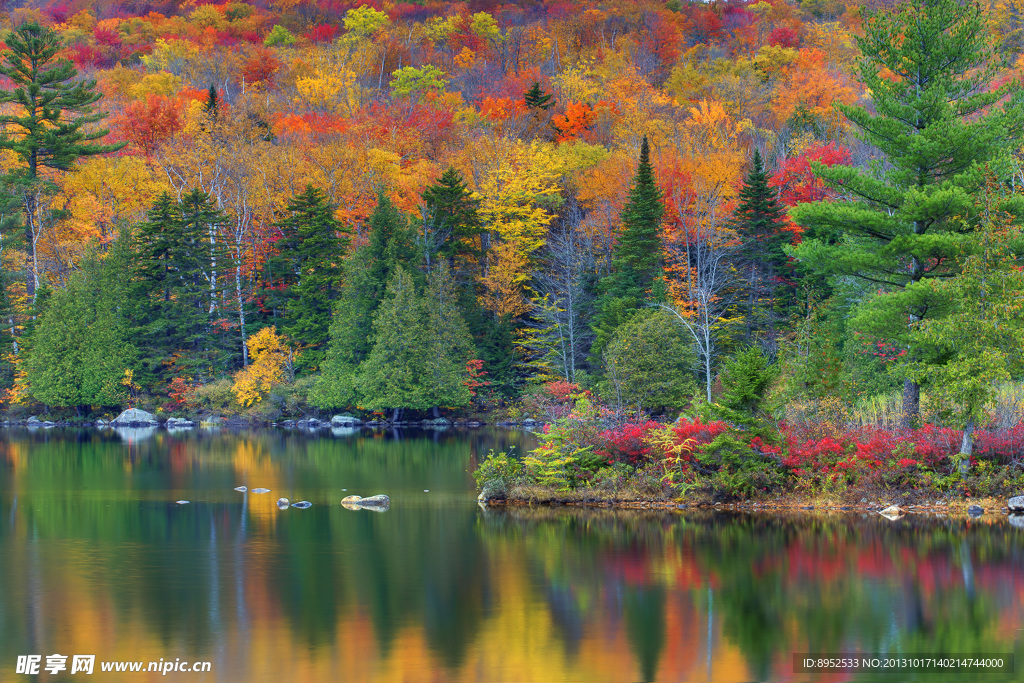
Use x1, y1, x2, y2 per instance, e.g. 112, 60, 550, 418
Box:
790, 0, 1024, 426
130, 191, 225, 386
730, 149, 791, 341
0, 22, 123, 298
591, 136, 666, 361
313, 193, 420, 409
204, 84, 219, 116
358, 267, 429, 420
27, 251, 136, 410
262, 185, 345, 373
421, 262, 475, 412
421, 167, 482, 266
523, 82, 554, 110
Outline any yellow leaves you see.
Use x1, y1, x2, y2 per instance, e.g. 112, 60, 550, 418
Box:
478, 140, 561, 256
480, 243, 532, 319
454, 47, 476, 70
142, 38, 198, 73
470, 12, 502, 46
343, 5, 390, 39
294, 68, 360, 114
551, 59, 603, 104
232, 327, 291, 408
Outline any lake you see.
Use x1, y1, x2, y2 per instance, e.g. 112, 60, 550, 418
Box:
1, 428, 1022, 682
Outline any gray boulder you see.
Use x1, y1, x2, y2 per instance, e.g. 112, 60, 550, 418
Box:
968, 505, 984, 517
1009, 496, 1024, 513
332, 414, 363, 426
111, 408, 158, 426
94, 418, 109, 427
165, 417, 195, 428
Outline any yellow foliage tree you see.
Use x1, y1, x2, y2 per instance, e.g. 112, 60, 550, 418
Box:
232, 327, 291, 407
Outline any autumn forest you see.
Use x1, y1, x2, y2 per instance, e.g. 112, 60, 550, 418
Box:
0, 0, 1022, 459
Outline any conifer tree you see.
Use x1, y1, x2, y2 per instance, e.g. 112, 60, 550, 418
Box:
791, 0, 1024, 426
0, 22, 123, 298
591, 136, 666, 361
730, 149, 791, 341
262, 185, 345, 373
313, 193, 420, 409
421, 262, 475, 412
523, 82, 554, 110
421, 167, 482, 266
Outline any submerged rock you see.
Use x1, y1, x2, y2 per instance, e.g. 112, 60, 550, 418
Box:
291, 501, 312, 509
251, 487, 271, 494
277, 498, 290, 509
1008, 495, 1024, 512
234, 486, 247, 492
175, 500, 190, 505
968, 505, 984, 517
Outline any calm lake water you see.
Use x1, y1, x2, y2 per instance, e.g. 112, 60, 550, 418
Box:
1, 428, 1023, 683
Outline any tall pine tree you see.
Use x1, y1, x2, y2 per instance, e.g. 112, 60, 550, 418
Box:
790, 0, 1024, 426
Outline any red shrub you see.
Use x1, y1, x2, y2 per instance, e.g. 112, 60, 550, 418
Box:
599, 421, 662, 466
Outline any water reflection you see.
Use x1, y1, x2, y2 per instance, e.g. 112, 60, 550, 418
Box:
0, 430, 1022, 682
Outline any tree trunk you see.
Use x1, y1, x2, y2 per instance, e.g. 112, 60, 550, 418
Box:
392, 407, 400, 422
901, 378, 920, 429
958, 416, 974, 475
432, 406, 439, 418
236, 262, 247, 366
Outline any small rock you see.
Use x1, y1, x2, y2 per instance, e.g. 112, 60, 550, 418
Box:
251, 488, 271, 494
879, 504, 906, 520
1008, 495, 1024, 512
291, 501, 312, 509
277, 498, 290, 509
341, 494, 390, 510
968, 505, 984, 516
331, 414, 363, 426
165, 417, 195, 428
860, 497, 868, 504
94, 419, 109, 427
176, 500, 190, 505
234, 486, 247, 492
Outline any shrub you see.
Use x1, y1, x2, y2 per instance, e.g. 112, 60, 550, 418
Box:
472, 449, 524, 493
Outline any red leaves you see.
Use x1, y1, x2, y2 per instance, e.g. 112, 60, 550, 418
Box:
598, 421, 662, 466
552, 101, 595, 142
112, 94, 185, 157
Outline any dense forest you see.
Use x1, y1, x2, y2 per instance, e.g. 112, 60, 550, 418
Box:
0, 0, 1021, 439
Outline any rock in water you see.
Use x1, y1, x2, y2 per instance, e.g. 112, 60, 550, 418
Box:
176, 500, 190, 505
234, 486, 247, 492
291, 501, 312, 509
968, 505, 984, 517
111, 408, 159, 426
252, 488, 271, 494
879, 505, 906, 520
277, 498, 290, 509
341, 494, 390, 510
1008, 495, 1024, 512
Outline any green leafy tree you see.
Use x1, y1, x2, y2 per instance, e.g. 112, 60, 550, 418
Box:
0, 22, 123, 298
421, 262, 475, 413
421, 167, 483, 268
730, 149, 791, 341
262, 185, 345, 373
790, 0, 1024, 427
600, 310, 697, 416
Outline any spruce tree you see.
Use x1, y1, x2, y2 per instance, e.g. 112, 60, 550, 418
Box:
358, 267, 429, 420
790, 0, 1024, 426
421, 262, 475, 411
262, 185, 345, 373
421, 167, 482, 265
591, 136, 666, 361
523, 82, 554, 110
130, 191, 225, 386
313, 193, 420, 409
730, 149, 791, 341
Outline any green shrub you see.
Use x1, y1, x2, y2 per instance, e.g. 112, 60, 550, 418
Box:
190, 379, 238, 413
472, 449, 525, 493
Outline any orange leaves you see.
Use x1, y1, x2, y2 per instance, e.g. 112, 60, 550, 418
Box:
770, 48, 857, 135
112, 94, 185, 157
479, 96, 528, 122
242, 47, 282, 88
552, 101, 595, 142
